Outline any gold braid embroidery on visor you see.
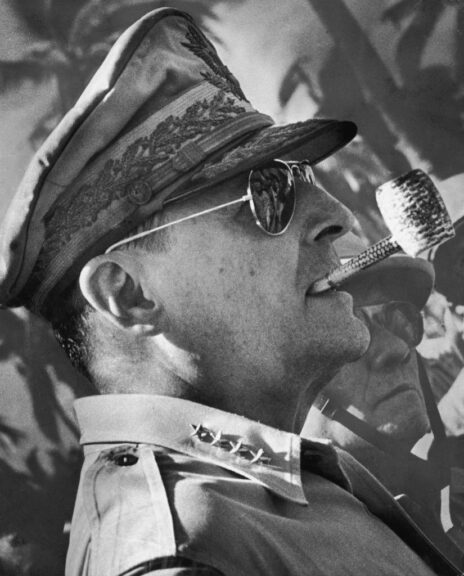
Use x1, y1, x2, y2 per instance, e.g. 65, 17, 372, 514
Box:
21, 90, 247, 305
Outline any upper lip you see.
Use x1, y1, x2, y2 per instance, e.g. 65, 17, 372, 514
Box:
371, 384, 418, 409
305, 257, 342, 295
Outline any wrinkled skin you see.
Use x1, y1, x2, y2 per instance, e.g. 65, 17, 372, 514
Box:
303, 305, 430, 495
87, 169, 371, 432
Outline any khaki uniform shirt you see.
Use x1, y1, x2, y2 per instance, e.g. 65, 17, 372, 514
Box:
66, 395, 457, 576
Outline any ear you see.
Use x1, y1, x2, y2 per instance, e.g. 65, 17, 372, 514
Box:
79, 253, 164, 335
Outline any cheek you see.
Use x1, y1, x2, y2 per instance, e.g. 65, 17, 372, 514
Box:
215, 258, 259, 301
159, 222, 301, 355
161, 239, 260, 325
203, 238, 289, 307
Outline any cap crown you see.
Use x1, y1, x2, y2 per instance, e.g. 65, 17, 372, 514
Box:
0, 7, 356, 317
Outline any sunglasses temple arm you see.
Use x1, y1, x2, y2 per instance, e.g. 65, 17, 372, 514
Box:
105, 195, 250, 253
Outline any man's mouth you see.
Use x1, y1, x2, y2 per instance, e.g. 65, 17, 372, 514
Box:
307, 261, 342, 296
306, 283, 339, 297
372, 384, 417, 409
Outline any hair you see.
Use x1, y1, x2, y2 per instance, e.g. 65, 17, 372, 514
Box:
51, 173, 246, 381
50, 211, 170, 381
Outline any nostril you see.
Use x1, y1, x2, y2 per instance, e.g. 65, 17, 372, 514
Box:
314, 225, 343, 241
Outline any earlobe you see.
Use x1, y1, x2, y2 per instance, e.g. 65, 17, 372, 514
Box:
79, 254, 162, 334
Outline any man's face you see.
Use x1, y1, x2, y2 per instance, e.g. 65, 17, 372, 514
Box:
303, 302, 430, 458
140, 167, 370, 399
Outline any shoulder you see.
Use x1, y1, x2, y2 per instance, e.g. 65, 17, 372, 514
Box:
155, 447, 274, 557
67, 443, 268, 576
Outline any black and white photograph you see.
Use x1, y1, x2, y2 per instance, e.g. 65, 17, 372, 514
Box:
1, 1, 464, 574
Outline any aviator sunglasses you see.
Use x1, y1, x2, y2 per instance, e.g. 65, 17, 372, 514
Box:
357, 301, 424, 348
106, 159, 316, 252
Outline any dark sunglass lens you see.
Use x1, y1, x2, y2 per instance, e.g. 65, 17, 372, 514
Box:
248, 162, 295, 235
290, 161, 315, 186
385, 302, 424, 347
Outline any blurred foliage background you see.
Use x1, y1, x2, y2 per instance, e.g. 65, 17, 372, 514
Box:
0, 0, 463, 573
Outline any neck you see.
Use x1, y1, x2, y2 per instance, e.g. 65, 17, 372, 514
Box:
291, 374, 333, 433
93, 339, 336, 433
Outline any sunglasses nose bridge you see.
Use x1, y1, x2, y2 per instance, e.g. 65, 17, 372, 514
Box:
365, 323, 413, 372
386, 302, 424, 347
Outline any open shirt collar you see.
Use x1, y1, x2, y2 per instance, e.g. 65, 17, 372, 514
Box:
75, 394, 347, 505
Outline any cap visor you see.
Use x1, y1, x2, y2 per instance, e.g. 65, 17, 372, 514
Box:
191, 118, 357, 188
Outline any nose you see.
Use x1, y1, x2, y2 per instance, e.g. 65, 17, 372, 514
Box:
300, 184, 356, 244
365, 324, 412, 372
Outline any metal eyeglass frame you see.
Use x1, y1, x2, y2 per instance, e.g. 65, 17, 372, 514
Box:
105, 159, 315, 253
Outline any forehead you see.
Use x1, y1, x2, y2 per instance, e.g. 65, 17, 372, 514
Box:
171, 172, 248, 215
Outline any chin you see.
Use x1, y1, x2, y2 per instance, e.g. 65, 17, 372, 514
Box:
378, 415, 429, 446
304, 309, 370, 377
332, 316, 370, 363
315, 340, 368, 382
